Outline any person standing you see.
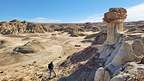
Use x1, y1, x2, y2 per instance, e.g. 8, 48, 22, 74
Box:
48, 61, 56, 79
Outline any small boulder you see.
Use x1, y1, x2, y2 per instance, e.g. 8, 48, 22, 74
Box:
13, 46, 34, 54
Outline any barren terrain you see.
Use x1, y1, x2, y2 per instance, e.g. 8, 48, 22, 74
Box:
0, 19, 143, 81
0, 32, 91, 81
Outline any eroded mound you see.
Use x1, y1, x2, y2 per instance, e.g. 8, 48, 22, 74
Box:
13, 40, 44, 54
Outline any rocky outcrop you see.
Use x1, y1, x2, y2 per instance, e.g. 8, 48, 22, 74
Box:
110, 62, 144, 81
92, 30, 107, 45
94, 8, 144, 81
13, 40, 44, 54
0, 20, 47, 35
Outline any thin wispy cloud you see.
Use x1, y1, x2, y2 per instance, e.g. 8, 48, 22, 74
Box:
79, 3, 144, 23
29, 17, 63, 23
127, 3, 144, 21
28, 3, 144, 23
78, 13, 103, 23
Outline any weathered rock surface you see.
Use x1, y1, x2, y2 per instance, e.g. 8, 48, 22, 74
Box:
13, 40, 44, 54
110, 62, 144, 81
58, 46, 100, 81
82, 30, 107, 45
0, 20, 100, 36
103, 8, 127, 23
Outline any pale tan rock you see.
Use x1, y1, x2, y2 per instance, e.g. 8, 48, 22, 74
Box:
110, 41, 135, 66
94, 67, 110, 81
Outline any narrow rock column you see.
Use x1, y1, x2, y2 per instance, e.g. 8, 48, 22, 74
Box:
117, 19, 125, 33
94, 8, 127, 81
105, 21, 118, 44
103, 8, 127, 45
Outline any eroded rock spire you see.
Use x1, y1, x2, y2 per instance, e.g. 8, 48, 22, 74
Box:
104, 8, 127, 44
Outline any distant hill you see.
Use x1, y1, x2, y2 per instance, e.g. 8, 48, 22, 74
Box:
0, 19, 143, 35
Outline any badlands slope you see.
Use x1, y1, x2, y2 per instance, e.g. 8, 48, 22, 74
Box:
0, 32, 91, 81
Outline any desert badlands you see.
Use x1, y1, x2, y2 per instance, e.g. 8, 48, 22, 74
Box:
0, 8, 144, 81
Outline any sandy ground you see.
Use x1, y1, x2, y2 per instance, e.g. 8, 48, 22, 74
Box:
0, 32, 90, 81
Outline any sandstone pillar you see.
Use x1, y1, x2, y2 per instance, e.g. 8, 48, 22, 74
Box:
94, 8, 127, 81
103, 8, 127, 45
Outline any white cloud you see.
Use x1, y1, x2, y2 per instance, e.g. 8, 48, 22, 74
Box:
28, 3, 144, 23
78, 13, 103, 23
127, 3, 144, 21
29, 17, 63, 23
79, 3, 144, 23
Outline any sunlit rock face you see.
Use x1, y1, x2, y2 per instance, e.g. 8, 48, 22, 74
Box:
103, 8, 127, 45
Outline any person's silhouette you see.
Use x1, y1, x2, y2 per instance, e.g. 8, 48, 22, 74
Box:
48, 61, 56, 79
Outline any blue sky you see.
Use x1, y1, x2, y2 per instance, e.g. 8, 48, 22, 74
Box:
0, 0, 144, 23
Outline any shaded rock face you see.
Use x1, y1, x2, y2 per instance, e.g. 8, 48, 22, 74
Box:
60, 46, 99, 67
140, 57, 144, 64
59, 46, 100, 81
83, 30, 107, 45
92, 31, 107, 45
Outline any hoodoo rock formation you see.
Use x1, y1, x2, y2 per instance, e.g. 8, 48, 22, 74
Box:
100, 8, 127, 59
103, 8, 127, 45
94, 8, 144, 81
